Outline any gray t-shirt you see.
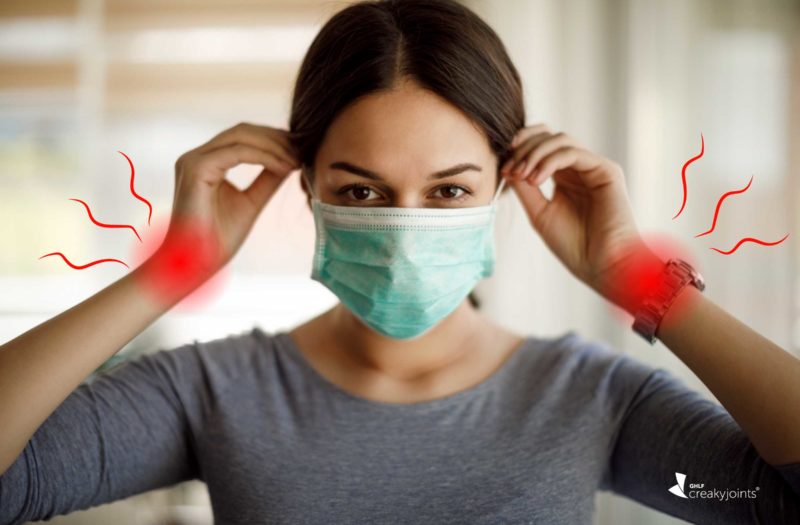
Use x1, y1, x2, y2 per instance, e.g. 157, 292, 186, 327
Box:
1, 328, 799, 524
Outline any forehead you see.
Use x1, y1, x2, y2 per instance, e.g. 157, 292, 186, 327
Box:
316, 82, 493, 170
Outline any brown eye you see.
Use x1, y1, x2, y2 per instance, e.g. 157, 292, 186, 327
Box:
441, 186, 460, 198
351, 186, 372, 200
337, 183, 380, 202
432, 185, 470, 201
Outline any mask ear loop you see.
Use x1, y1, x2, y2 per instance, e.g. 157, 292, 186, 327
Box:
492, 175, 507, 204
301, 167, 319, 201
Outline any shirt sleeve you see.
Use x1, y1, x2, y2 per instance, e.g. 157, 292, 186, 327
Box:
0, 342, 206, 525
599, 356, 800, 524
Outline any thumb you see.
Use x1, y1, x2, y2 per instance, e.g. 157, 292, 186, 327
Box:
244, 167, 291, 210
510, 177, 550, 230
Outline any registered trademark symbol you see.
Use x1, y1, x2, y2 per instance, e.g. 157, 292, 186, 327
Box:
756, 486, 760, 490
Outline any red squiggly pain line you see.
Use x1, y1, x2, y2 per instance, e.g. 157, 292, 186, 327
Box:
118, 150, 153, 226
673, 132, 704, 220
69, 198, 142, 242
39, 252, 129, 269
695, 175, 753, 238
710, 234, 789, 255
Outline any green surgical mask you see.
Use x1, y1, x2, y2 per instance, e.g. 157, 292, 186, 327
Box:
303, 170, 506, 340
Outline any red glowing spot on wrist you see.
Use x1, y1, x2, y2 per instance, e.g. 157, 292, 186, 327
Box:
602, 234, 698, 324
130, 216, 227, 310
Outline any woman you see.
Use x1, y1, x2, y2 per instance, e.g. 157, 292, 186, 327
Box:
1, 0, 798, 523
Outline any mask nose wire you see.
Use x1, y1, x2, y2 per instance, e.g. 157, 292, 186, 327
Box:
492, 175, 507, 204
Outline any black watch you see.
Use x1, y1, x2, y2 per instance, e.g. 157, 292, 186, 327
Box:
632, 258, 705, 344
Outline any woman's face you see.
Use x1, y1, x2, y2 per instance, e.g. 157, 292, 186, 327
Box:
311, 79, 499, 208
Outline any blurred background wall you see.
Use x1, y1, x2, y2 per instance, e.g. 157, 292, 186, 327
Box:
0, 0, 798, 524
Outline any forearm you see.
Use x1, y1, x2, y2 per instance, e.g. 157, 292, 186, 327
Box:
0, 255, 187, 475
653, 284, 800, 466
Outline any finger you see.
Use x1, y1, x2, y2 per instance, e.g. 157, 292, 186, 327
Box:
508, 175, 550, 230
264, 128, 298, 158
529, 147, 579, 186
519, 133, 576, 180
511, 123, 551, 148
503, 124, 552, 172
194, 144, 294, 187
198, 123, 299, 167
243, 167, 288, 209
263, 127, 295, 152
541, 169, 585, 191
200, 122, 291, 152
531, 147, 615, 189
502, 131, 552, 175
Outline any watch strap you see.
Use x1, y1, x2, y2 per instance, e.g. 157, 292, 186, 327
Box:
632, 258, 705, 344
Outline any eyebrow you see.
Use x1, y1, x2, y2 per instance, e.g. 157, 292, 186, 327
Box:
328, 161, 482, 181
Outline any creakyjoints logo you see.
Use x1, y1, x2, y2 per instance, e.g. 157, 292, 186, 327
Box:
668, 472, 759, 501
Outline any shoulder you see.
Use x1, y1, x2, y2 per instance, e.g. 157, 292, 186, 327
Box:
510, 330, 665, 415
518, 330, 656, 381
106, 326, 277, 399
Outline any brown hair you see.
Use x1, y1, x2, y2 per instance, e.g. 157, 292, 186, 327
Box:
289, 0, 525, 308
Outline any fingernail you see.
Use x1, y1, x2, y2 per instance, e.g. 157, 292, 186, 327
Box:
514, 160, 528, 176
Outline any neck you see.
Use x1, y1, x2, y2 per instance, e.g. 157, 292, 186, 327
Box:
325, 299, 488, 382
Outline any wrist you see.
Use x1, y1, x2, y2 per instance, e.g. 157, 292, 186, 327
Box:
591, 242, 667, 316
631, 258, 706, 344
133, 221, 225, 308
654, 283, 704, 341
